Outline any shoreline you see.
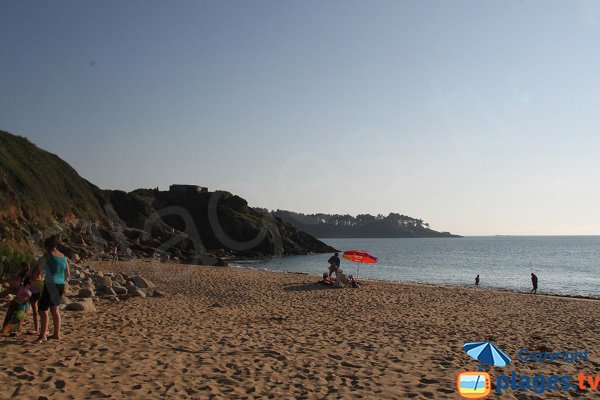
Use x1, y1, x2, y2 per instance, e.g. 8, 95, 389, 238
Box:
229, 261, 600, 302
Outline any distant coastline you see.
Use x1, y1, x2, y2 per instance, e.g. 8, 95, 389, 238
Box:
271, 210, 461, 238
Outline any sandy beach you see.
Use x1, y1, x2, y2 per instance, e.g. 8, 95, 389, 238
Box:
1, 260, 599, 399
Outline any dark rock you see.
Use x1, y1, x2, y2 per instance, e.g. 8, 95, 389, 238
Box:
185, 254, 228, 267
66, 300, 96, 312
78, 288, 95, 298
131, 276, 155, 289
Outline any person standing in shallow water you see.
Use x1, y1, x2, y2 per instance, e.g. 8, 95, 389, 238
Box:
475, 275, 480, 286
530, 273, 538, 294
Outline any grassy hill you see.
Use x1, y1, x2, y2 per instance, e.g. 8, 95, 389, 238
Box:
0, 130, 335, 257
0, 131, 105, 245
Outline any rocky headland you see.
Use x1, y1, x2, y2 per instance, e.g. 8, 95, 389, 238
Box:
0, 130, 336, 269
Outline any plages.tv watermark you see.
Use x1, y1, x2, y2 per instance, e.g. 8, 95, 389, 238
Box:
456, 341, 595, 398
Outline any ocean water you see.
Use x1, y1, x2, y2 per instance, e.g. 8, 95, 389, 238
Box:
236, 236, 600, 297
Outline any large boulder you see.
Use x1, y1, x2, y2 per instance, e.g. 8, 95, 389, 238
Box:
102, 287, 117, 296
131, 276, 155, 289
78, 288, 95, 298
95, 276, 112, 288
113, 274, 126, 285
66, 300, 96, 312
126, 282, 138, 295
113, 286, 128, 296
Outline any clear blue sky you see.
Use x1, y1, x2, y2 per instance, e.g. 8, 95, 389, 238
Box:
2, 1, 600, 235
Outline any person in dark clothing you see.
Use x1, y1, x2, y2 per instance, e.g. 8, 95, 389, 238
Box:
530, 273, 538, 294
475, 274, 480, 286
328, 252, 340, 277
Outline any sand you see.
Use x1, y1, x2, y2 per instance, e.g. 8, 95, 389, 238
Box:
1, 260, 600, 399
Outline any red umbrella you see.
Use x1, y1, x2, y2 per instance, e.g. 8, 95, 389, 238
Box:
342, 250, 378, 278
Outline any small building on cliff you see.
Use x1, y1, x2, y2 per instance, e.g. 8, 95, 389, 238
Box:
169, 184, 208, 194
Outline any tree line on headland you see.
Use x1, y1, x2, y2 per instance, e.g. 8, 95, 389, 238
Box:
271, 210, 460, 238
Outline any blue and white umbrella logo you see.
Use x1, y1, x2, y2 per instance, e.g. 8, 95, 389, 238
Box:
463, 341, 511, 367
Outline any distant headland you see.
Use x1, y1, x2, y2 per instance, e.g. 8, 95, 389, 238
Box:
271, 210, 461, 238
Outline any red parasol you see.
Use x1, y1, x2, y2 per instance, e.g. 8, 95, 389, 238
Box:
342, 250, 378, 278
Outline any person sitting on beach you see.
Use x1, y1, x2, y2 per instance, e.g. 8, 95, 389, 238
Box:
319, 273, 334, 286
327, 252, 340, 277
348, 275, 360, 288
334, 269, 351, 287
530, 273, 538, 294
36, 236, 70, 343
2, 277, 33, 335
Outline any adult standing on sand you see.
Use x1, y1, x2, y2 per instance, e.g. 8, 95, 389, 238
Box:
530, 273, 538, 294
36, 236, 70, 343
328, 252, 340, 277
475, 274, 480, 286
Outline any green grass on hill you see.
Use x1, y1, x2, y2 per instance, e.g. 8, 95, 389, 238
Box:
0, 243, 35, 281
0, 130, 105, 226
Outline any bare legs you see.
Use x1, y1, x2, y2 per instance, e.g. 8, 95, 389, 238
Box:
37, 307, 61, 342
38, 309, 48, 342
49, 307, 61, 339
31, 302, 39, 334
28, 301, 40, 335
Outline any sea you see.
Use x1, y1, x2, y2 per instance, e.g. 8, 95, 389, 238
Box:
236, 236, 600, 297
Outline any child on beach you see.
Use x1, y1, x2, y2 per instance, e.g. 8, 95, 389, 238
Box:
0, 262, 30, 299
2, 277, 33, 335
26, 260, 45, 335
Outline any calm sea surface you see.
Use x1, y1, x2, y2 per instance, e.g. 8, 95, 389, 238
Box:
236, 236, 600, 297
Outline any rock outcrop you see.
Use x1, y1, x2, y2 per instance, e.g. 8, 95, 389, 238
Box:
0, 130, 337, 261
62, 264, 164, 311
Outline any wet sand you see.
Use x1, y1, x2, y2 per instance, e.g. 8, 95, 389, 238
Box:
1, 260, 599, 399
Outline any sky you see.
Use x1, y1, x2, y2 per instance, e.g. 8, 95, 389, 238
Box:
1, 0, 600, 236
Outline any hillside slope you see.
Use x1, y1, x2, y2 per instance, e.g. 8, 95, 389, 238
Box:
0, 130, 335, 257
0, 131, 105, 244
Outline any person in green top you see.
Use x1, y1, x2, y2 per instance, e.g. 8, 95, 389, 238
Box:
36, 236, 70, 343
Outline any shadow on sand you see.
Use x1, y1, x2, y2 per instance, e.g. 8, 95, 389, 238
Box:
0, 338, 25, 347
282, 282, 338, 292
